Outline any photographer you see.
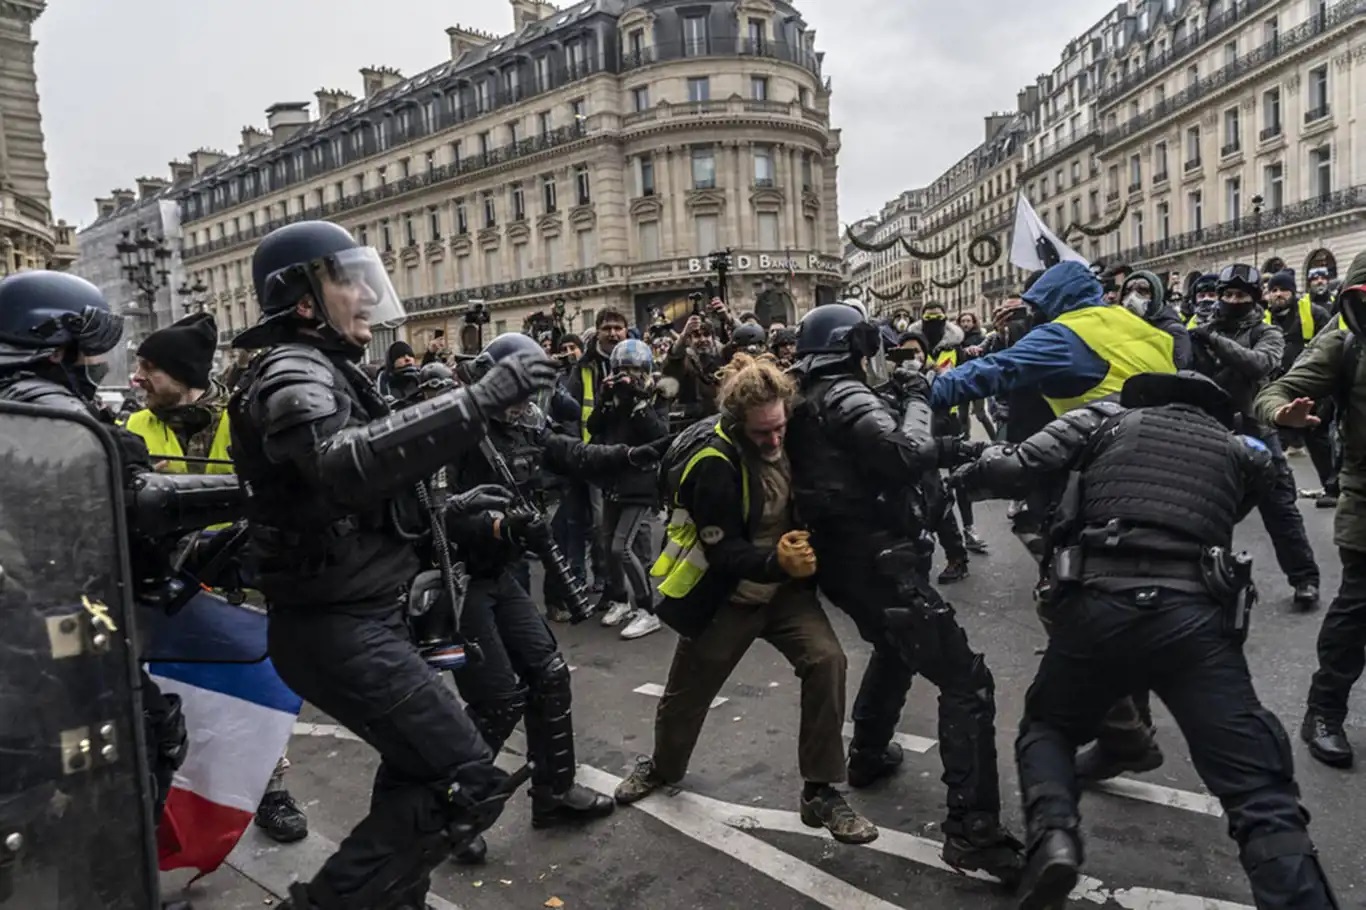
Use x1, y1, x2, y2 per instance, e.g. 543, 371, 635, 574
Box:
420, 329, 447, 366
588, 339, 671, 640
664, 295, 731, 420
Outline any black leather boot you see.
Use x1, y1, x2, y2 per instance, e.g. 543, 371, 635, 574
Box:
1016, 829, 1081, 910
847, 741, 904, 789
530, 783, 615, 828
1301, 713, 1353, 768
942, 813, 1024, 886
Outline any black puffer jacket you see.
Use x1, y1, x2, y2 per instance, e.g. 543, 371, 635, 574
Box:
585, 387, 670, 505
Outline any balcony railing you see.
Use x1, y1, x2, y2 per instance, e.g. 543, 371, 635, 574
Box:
1260, 124, 1283, 141
1110, 184, 1366, 265
753, 177, 776, 189
621, 39, 822, 79
1106, 190, 1120, 202
1100, 2, 1363, 148
1022, 124, 1099, 173
1305, 104, 1331, 124
1127, 181, 1142, 194
1220, 141, 1241, 157
404, 267, 600, 315
1097, 0, 1278, 105
1184, 158, 1202, 173
1153, 170, 1169, 184
183, 122, 586, 260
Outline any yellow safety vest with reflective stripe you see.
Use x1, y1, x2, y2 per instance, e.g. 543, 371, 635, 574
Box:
1043, 306, 1176, 417
579, 365, 595, 442
126, 408, 234, 529
936, 348, 963, 418
650, 423, 750, 600
1261, 297, 1316, 341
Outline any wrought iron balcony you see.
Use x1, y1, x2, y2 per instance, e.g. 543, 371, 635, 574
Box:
1101, 1, 1363, 149
1184, 158, 1202, 173
1128, 181, 1142, 194
1305, 104, 1331, 124
183, 122, 586, 260
1221, 141, 1241, 158
1097, 0, 1277, 105
621, 39, 822, 79
1153, 170, 1169, 184
1110, 184, 1366, 265
1022, 124, 1099, 175
403, 267, 600, 315
1106, 190, 1120, 202
753, 177, 776, 189
1260, 124, 1283, 141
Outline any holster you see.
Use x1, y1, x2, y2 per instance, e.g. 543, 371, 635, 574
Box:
406, 567, 481, 664
1200, 547, 1257, 642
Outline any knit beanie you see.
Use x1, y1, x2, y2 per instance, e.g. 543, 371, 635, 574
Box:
387, 340, 415, 368
1268, 271, 1297, 293
137, 312, 217, 390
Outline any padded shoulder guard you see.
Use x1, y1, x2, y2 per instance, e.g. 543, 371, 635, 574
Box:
824, 377, 895, 431
252, 344, 346, 436
0, 375, 90, 414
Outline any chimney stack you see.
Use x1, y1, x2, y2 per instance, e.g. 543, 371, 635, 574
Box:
188, 148, 227, 176
135, 176, 170, 200
111, 188, 136, 208
95, 196, 116, 219
315, 87, 358, 121
239, 125, 271, 153
265, 102, 311, 141
509, 0, 557, 32
446, 24, 494, 61
168, 160, 194, 184
359, 66, 404, 99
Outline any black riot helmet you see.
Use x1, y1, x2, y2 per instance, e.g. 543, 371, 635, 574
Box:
792, 301, 886, 383
418, 360, 457, 395
0, 272, 123, 396
731, 322, 767, 351
1121, 371, 1237, 430
237, 220, 406, 352
472, 332, 551, 425
1215, 263, 1262, 322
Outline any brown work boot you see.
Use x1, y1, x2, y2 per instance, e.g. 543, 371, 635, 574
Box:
799, 785, 879, 845
614, 757, 671, 805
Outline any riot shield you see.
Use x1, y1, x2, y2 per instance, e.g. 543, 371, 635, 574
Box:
0, 400, 159, 909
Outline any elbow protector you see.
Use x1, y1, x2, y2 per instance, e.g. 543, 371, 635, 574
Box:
128, 471, 245, 541
316, 387, 488, 498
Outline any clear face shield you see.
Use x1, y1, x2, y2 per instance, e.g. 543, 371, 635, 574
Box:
309, 247, 407, 348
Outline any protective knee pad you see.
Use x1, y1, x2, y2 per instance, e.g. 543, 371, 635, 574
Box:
527, 653, 573, 717
525, 653, 575, 792
1239, 830, 1341, 909
466, 688, 528, 753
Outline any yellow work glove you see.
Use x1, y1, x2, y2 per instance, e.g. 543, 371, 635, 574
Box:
776, 530, 817, 579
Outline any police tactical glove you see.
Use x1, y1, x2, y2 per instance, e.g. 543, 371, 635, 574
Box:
1189, 325, 1212, 345
449, 484, 515, 515
892, 367, 931, 401
777, 530, 818, 579
503, 509, 552, 551
627, 440, 668, 468
468, 352, 558, 418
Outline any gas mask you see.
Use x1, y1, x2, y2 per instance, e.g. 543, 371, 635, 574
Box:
1122, 293, 1148, 318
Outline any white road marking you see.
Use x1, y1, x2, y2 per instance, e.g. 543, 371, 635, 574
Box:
839, 722, 937, 755
292, 721, 361, 742
633, 681, 728, 708
574, 765, 903, 910
224, 825, 463, 910
287, 725, 1251, 910
1090, 776, 1225, 818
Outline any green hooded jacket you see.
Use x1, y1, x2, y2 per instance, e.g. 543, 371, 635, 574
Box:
1253, 249, 1366, 552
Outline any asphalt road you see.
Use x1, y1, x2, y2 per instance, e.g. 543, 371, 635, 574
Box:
171, 453, 1366, 910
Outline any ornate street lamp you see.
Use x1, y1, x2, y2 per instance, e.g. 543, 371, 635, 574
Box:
115, 226, 172, 315
177, 276, 209, 314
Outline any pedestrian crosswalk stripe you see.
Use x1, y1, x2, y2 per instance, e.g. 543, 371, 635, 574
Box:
839, 722, 937, 755
633, 682, 728, 709
1091, 776, 1224, 817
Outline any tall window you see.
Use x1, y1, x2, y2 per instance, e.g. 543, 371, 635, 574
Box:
535, 56, 551, 91
753, 145, 775, 186
456, 254, 470, 287
543, 236, 559, 273
632, 85, 650, 112
1307, 65, 1329, 119
1154, 140, 1169, 178
570, 98, 587, 123
800, 152, 814, 190
575, 166, 592, 206
451, 140, 463, 168
1262, 88, 1282, 137
1128, 153, 1141, 189
565, 39, 587, 76
628, 28, 645, 59
1131, 210, 1144, 247
425, 150, 436, 174
478, 131, 491, 158
1224, 176, 1241, 222
683, 15, 708, 56
695, 213, 718, 252
750, 76, 769, 100
404, 213, 417, 247
1188, 189, 1203, 232
1264, 162, 1284, 210
1222, 107, 1240, 153
1264, 15, 1279, 45
503, 66, 521, 101
691, 147, 716, 189
687, 77, 710, 102
1185, 125, 1201, 165
381, 218, 393, 252
542, 176, 557, 213
1310, 146, 1332, 198
1157, 200, 1170, 240
475, 81, 490, 113
513, 242, 529, 278
1223, 40, 1238, 66
484, 248, 498, 282
511, 183, 526, 221
757, 212, 779, 248
1186, 63, 1199, 87
482, 192, 496, 228
576, 229, 595, 267
747, 17, 766, 51
428, 205, 442, 241
455, 198, 468, 234
638, 220, 660, 260
537, 111, 552, 137
637, 155, 656, 196
508, 120, 521, 145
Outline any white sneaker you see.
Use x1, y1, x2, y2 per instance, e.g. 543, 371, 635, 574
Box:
600, 601, 633, 627
620, 610, 662, 640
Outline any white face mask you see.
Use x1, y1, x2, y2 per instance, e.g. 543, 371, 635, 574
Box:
1123, 293, 1148, 317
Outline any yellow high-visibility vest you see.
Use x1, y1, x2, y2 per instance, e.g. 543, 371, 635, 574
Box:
1043, 306, 1176, 416
1261, 297, 1315, 341
125, 407, 234, 529
936, 348, 963, 418
650, 423, 750, 600
579, 365, 595, 442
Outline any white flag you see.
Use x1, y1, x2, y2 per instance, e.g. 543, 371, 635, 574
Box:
1009, 191, 1088, 273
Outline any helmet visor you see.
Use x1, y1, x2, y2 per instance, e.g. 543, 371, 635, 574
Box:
312, 247, 406, 337
73, 304, 125, 357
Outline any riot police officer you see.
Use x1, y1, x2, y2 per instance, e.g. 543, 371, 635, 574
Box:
952, 371, 1338, 910
442, 332, 662, 858
785, 302, 1023, 884
226, 221, 557, 910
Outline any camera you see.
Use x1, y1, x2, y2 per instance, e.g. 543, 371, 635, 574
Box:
464, 300, 490, 327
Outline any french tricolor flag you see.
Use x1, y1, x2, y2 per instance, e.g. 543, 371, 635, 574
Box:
145, 591, 302, 876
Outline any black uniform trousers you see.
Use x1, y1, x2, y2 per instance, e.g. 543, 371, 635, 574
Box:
1253, 428, 1320, 588
1308, 546, 1366, 724
452, 571, 576, 794
1019, 587, 1336, 908
268, 604, 494, 902
815, 533, 1001, 827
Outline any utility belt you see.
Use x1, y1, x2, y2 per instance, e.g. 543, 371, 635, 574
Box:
1044, 539, 1256, 640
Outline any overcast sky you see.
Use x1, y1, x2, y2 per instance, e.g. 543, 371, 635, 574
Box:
36, 0, 1108, 230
